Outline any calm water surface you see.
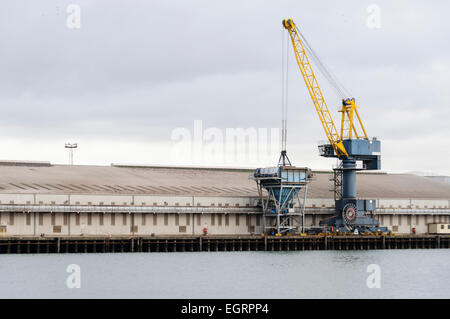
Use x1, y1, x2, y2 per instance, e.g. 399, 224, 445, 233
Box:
0, 250, 449, 298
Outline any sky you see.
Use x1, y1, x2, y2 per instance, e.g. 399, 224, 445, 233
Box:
0, 0, 449, 175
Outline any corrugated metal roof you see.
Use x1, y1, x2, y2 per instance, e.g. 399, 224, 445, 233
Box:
0, 163, 448, 199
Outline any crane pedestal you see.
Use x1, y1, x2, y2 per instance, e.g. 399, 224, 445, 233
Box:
318, 139, 388, 233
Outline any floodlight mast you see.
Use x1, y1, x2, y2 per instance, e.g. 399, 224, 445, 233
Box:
65, 142, 78, 165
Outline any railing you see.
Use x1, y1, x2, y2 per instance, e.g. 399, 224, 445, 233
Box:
0, 204, 261, 214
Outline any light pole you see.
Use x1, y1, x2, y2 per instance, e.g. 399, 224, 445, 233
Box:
65, 143, 78, 165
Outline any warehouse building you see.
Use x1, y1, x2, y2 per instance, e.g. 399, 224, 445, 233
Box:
0, 160, 449, 236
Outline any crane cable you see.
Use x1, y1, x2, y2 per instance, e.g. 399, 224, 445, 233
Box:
281, 29, 289, 151
296, 27, 352, 99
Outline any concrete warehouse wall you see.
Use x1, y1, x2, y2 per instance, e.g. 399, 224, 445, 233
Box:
1, 210, 450, 236
0, 212, 263, 236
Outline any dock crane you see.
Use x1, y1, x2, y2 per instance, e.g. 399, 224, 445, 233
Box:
282, 18, 386, 233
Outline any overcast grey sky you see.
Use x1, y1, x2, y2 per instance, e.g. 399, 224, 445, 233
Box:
0, 0, 449, 174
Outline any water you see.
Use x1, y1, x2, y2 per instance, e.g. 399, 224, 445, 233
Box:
0, 250, 449, 299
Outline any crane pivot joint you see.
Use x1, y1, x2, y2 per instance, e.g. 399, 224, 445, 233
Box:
282, 19, 294, 29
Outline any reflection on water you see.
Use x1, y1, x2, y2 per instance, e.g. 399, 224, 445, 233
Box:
333, 255, 362, 264
0, 250, 449, 299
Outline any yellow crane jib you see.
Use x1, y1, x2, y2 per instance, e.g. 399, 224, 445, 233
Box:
282, 19, 348, 157
282, 18, 364, 158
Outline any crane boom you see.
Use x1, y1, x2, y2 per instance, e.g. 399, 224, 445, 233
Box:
282, 18, 348, 157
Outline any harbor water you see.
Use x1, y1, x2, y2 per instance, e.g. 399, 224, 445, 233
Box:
0, 250, 449, 298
